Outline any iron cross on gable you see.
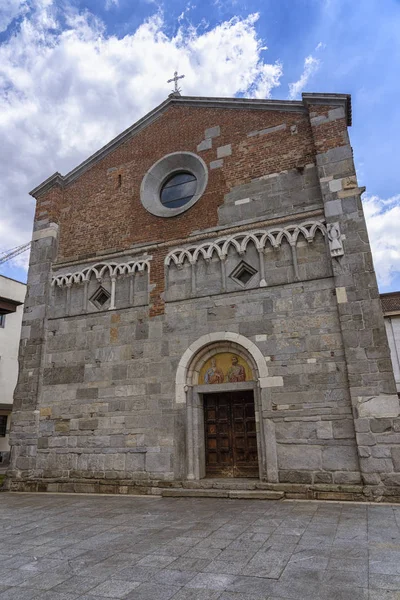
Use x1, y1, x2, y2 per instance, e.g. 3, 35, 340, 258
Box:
168, 71, 185, 94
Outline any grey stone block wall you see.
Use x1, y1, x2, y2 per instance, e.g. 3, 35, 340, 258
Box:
6, 224, 59, 483
307, 104, 400, 495
218, 165, 323, 227
9, 272, 362, 488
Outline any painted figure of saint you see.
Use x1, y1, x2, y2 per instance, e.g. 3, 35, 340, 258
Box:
226, 355, 246, 382
204, 358, 224, 384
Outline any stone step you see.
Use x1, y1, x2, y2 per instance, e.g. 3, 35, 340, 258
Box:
182, 478, 259, 490
161, 488, 284, 500
228, 490, 284, 500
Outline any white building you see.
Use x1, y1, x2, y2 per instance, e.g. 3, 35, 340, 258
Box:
0, 275, 26, 463
381, 292, 400, 395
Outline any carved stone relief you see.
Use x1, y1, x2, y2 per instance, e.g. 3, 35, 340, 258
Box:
327, 222, 344, 257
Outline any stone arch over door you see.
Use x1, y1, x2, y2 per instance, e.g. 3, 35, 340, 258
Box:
175, 332, 279, 481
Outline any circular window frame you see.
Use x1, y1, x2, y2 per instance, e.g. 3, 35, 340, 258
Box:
140, 151, 209, 218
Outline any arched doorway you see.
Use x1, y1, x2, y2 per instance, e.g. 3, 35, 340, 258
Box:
176, 332, 276, 481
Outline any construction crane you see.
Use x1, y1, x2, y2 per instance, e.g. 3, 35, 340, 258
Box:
0, 242, 31, 266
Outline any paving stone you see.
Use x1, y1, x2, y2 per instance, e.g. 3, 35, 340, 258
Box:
135, 555, 177, 568
286, 553, 329, 571
0, 589, 41, 600
52, 576, 102, 595
171, 590, 222, 600
368, 592, 400, 600
0, 494, 398, 598
1, 556, 37, 570
18, 572, 72, 590
184, 547, 222, 559
369, 573, 400, 590
87, 579, 140, 597
282, 564, 369, 589
187, 573, 236, 590
216, 549, 258, 563
225, 576, 275, 595
35, 593, 78, 600
152, 570, 197, 586
242, 548, 292, 579
0, 571, 37, 587
79, 597, 127, 600
369, 560, 400, 576
117, 566, 160, 582
327, 557, 369, 573
169, 557, 212, 572
203, 560, 250, 575
219, 593, 270, 600
125, 582, 180, 599
97, 552, 143, 569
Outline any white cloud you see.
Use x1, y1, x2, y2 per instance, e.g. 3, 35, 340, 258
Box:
363, 194, 400, 287
0, 2, 282, 269
105, 0, 118, 9
177, 2, 195, 22
288, 54, 320, 100
0, 0, 28, 32
214, 0, 239, 10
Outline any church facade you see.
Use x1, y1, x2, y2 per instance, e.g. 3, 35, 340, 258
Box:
7, 93, 400, 501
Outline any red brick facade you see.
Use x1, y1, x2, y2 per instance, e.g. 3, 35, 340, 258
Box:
35, 106, 321, 256
33, 98, 351, 317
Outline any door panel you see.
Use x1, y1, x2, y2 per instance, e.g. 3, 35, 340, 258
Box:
204, 391, 259, 478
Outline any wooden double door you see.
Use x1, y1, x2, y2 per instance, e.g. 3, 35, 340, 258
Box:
204, 390, 259, 478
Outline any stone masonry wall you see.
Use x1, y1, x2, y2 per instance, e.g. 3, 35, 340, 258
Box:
7, 223, 58, 482
7, 94, 400, 500
18, 276, 359, 489
306, 101, 400, 497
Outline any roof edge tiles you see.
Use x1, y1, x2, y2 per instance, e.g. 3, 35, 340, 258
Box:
29, 93, 352, 199
380, 291, 400, 315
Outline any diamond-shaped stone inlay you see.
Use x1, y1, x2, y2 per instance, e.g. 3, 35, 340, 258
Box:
90, 286, 111, 309
229, 261, 257, 287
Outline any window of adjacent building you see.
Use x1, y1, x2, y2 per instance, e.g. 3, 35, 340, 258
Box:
160, 172, 197, 209
0, 314, 5, 328
0, 416, 7, 437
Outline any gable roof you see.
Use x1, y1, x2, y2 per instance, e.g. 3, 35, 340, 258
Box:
30, 92, 352, 199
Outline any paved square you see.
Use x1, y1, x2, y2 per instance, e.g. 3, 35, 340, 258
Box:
0, 493, 399, 599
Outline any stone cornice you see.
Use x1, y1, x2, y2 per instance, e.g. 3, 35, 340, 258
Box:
29, 93, 351, 199
30, 172, 64, 198
302, 93, 352, 126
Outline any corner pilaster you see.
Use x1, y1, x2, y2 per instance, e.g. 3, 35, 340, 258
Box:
6, 223, 59, 486
306, 98, 400, 496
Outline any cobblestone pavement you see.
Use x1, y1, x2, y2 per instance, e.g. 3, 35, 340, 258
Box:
0, 493, 400, 599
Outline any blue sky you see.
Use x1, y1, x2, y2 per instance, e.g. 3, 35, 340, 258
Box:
1, 0, 399, 292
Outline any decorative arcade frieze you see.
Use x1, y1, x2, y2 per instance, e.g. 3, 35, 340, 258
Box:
51, 259, 151, 313
164, 220, 340, 294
